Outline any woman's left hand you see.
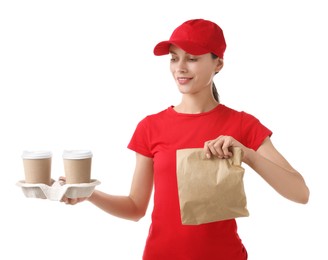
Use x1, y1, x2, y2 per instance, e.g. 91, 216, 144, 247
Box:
204, 135, 246, 159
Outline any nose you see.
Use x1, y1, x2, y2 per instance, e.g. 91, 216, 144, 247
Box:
176, 60, 187, 73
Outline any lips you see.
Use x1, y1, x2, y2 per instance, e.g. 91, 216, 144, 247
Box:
177, 77, 192, 84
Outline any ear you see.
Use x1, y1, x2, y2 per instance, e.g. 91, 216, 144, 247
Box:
215, 58, 224, 73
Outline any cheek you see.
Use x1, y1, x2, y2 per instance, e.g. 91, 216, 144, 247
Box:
197, 67, 214, 81
170, 63, 176, 74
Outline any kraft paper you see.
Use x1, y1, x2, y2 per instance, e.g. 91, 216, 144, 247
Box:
176, 147, 249, 225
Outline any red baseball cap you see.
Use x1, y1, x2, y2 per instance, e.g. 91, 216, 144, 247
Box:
153, 19, 226, 58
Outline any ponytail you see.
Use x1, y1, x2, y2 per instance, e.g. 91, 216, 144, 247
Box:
212, 82, 219, 102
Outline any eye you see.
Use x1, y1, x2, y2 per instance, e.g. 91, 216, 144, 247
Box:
188, 56, 198, 62
170, 56, 178, 62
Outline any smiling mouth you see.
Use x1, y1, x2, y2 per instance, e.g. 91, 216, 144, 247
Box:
177, 77, 192, 84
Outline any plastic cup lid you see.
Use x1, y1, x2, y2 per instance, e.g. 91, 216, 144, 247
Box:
22, 150, 52, 159
62, 150, 93, 159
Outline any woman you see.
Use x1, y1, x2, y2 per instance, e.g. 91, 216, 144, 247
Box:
62, 19, 309, 259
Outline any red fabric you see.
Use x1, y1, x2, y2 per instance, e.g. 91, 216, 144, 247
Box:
153, 19, 226, 59
128, 104, 272, 260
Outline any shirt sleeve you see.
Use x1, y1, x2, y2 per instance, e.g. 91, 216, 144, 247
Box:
127, 116, 153, 158
241, 111, 273, 150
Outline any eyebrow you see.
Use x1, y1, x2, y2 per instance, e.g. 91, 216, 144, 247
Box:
169, 50, 194, 56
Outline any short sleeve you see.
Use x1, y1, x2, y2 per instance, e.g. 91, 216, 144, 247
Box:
241, 112, 272, 150
127, 117, 153, 158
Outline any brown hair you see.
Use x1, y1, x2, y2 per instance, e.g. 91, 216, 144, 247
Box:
212, 82, 219, 102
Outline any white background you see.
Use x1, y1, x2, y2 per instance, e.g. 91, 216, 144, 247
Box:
1, 0, 327, 259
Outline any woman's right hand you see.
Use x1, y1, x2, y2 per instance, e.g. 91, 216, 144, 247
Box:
58, 176, 88, 205
61, 196, 88, 205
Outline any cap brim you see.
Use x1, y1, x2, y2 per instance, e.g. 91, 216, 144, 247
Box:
153, 40, 210, 56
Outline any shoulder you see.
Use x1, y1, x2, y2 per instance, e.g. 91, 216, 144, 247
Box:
140, 107, 172, 122
219, 104, 257, 120
219, 104, 271, 134
221, 105, 272, 149
134, 107, 171, 129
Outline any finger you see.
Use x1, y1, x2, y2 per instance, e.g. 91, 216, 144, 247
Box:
209, 142, 221, 157
61, 197, 75, 205
60, 196, 68, 203
58, 176, 66, 185
69, 197, 87, 205
221, 144, 232, 158
221, 137, 234, 158
208, 137, 225, 158
205, 140, 222, 158
70, 198, 80, 205
77, 197, 87, 203
204, 140, 212, 159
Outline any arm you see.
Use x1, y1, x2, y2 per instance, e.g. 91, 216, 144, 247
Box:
204, 136, 310, 204
244, 137, 309, 204
62, 153, 154, 222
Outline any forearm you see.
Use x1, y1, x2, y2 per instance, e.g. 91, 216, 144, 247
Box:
244, 149, 309, 204
87, 190, 145, 222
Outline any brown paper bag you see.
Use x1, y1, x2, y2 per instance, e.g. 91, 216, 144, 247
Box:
176, 147, 249, 225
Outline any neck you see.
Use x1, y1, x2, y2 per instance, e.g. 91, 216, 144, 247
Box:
174, 97, 219, 114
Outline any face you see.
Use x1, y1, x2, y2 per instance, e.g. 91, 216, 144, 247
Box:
169, 45, 223, 97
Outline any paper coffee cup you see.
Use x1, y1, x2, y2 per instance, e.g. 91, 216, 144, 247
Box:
22, 150, 52, 185
63, 150, 92, 184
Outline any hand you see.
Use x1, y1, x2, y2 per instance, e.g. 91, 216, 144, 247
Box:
61, 196, 88, 205
58, 176, 88, 205
204, 135, 245, 159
